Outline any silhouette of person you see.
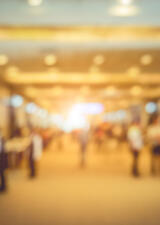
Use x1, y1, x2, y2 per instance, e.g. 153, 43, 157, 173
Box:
0, 134, 7, 192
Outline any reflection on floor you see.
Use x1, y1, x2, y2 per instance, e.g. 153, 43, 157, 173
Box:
1, 138, 160, 225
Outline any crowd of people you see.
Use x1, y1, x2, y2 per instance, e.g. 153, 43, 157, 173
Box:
1, 113, 160, 193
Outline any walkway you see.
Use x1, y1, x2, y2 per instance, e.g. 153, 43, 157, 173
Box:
1, 138, 160, 225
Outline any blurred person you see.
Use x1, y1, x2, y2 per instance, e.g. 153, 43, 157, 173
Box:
28, 129, 43, 178
94, 125, 104, 151
127, 121, 143, 177
0, 133, 7, 192
57, 130, 64, 151
147, 115, 160, 175
78, 127, 89, 168
21, 126, 30, 137
112, 124, 123, 141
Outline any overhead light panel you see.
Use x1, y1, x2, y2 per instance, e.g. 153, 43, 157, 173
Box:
0, 54, 8, 66
119, 0, 133, 6
140, 54, 153, 65
109, 5, 138, 17
130, 86, 142, 96
93, 55, 105, 65
6, 66, 19, 75
109, 0, 138, 17
28, 0, 43, 7
44, 54, 57, 66
105, 86, 118, 96
127, 66, 140, 78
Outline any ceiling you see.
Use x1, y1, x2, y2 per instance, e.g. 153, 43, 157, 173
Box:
0, 0, 160, 26
0, 0, 160, 112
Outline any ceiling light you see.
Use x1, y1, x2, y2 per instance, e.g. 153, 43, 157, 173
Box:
89, 65, 99, 73
11, 95, 23, 108
140, 54, 153, 65
130, 86, 142, 96
52, 86, 63, 96
119, 0, 133, 6
105, 86, 117, 96
6, 66, 19, 75
93, 55, 105, 65
0, 54, 8, 66
119, 100, 128, 108
28, 0, 43, 6
80, 86, 90, 95
109, 5, 138, 17
44, 54, 57, 66
145, 102, 157, 114
127, 66, 140, 78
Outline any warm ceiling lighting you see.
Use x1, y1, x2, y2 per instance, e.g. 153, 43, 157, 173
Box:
119, 100, 128, 108
109, 4, 138, 17
80, 86, 90, 95
28, 0, 43, 6
105, 86, 117, 96
52, 86, 63, 96
48, 67, 59, 73
0, 54, 8, 66
89, 65, 99, 73
6, 66, 19, 75
127, 66, 140, 78
130, 86, 142, 96
119, 0, 133, 6
93, 55, 105, 65
44, 54, 57, 66
25, 87, 37, 97
140, 54, 153, 65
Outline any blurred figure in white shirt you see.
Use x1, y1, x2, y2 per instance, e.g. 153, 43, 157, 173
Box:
127, 121, 143, 177
29, 129, 43, 178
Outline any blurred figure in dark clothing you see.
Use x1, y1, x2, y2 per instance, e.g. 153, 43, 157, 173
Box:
0, 134, 7, 192
147, 115, 160, 175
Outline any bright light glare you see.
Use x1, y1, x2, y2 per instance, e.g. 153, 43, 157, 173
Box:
64, 113, 87, 132
71, 103, 104, 115
50, 103, 103, 132
28, 0, 43, 6
109, 5, 138, 17
11, 95, 23, 107
119, 0, 133, 6
145, 102, 157, 114
50, 114, 64, 128
51, 111, 88, 132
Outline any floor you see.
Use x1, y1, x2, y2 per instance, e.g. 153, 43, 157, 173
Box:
1, 137, 160, 225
